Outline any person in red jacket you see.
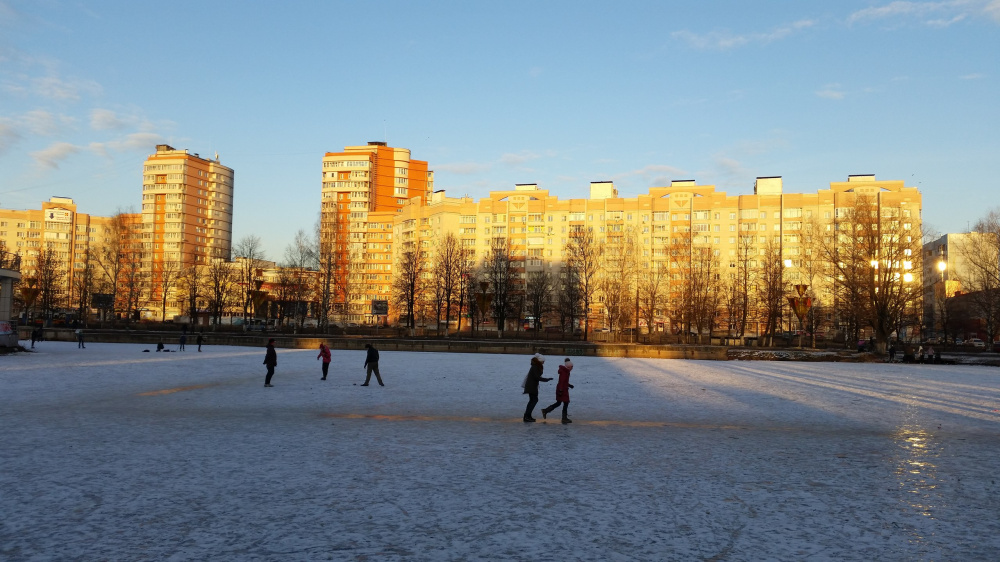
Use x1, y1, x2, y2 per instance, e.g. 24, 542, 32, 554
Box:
317, 343, 332, 380
541, 358, 575, 424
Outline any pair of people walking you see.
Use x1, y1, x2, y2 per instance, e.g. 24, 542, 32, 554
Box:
523, 354, 574, 424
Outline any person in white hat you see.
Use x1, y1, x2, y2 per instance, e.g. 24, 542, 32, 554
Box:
542, 358, 575, 424
521, 353, 552, 422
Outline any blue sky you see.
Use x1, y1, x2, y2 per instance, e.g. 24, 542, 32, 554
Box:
1, 0, 997, 260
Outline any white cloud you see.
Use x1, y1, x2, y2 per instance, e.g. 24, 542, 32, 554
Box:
816, 83, 846, 99
90, 132, 166, 157
21, 110, 75, 136
30, 75, 101, 101
500, 151, 544, 166
90, 109, 129, 131
961, 72, 986, 79
672, 19, 815, 50
31, 141, 80, 168
848, 0, 1000, 26
435, 161, 493, 175
0, 120, 22, 155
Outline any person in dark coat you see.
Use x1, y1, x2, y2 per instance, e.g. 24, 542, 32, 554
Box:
197, 333, 204, 352
156, 341, 164, 352
30, 328, 38, 349
75, 328, 85, 349
318, 343, 332, 380
541, 358, 575, 424
263, 338, 277, 387
179, 334, 187, 351
522, 353, 552, 422
362, 343, 384, 386
888, 343, 896, 363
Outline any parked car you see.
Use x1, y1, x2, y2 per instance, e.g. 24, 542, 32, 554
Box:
954, 338, 964, 346
968, 338, 986, 348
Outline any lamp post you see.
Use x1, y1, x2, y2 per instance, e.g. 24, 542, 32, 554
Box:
937, 260, 947, 346
784, 259, 811, 349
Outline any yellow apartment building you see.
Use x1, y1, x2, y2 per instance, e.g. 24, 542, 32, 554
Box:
0, 196, 111, 316
141, 144, 235, 319
320, 142, 433, 323
394, 175, 923, 334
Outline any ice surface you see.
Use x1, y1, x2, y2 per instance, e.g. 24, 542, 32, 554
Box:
3, 342, 1000, 560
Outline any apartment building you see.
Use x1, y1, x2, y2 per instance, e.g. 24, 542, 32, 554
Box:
0, 197, 111, 310
394, 175, 923, 333
320, 142, 433, 322
141, 144, 235, 319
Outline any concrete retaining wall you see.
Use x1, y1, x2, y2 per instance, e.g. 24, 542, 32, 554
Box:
20, 327, 728, 360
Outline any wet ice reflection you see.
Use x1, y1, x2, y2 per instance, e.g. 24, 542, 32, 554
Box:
892, 427, 940, 520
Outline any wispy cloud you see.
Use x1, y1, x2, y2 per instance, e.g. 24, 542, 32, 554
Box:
435, 161, 493, 175
31, 141, 80, 168
848, 0, 1000, 26
528, 67, 543, 78
816, 83, 847, 99
89, 132, 166, 158
22, 110, 75, 136
0, 120, 22, 155
615, 164, 688, 187
961, 72, 986, 79
672, 19, 815, 50
30, 74, 101, 101
501, 150, 549, 167
90, 108, 130, 131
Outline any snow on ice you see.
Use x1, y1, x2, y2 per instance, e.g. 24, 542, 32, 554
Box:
2, 342, 1000, 560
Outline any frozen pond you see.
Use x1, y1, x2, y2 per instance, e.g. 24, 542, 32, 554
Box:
3, 342, 1000, 560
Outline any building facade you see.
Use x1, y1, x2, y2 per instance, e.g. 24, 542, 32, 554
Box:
394, 175, 923, 336
141, 144, 235, 319
0, 197, 112, 319
320, 142, 433, 322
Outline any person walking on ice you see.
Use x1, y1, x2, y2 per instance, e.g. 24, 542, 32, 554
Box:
541, 358, 575, 424
197, 332, 203, 352
362, 343, 384, 386
522, 353, 552, 422
318, 342, 332, 380
263, 338, 277, 387
75, 327, 85, 349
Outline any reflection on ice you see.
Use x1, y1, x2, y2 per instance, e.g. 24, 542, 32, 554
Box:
892, 427, 939, 520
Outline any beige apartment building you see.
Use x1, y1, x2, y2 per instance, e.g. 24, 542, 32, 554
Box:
395, 175, 923, 333
320, 142, 433, 322
141, 144, 235, 319
0, 197, 111, 315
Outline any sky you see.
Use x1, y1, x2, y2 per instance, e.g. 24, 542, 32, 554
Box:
0, 0, 998, 260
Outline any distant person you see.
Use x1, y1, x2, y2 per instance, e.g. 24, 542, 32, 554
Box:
264, 338, 277, 387
30, 328, 38, 349
317, 343, 332, 380
541, 358, 575, 424
156, 341, 164, 352
926, 345, 936, 364
917, 345, 925, 364
521, 353, 551, 422
75, 328, 85, 349
197, 333, 204, 352
179, 334, 187, 351
362, 343, 384, 386
888, 343, 896, 363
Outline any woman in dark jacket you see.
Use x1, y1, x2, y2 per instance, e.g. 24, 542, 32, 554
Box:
263, 338, 277, 387
522, 354, 552, 422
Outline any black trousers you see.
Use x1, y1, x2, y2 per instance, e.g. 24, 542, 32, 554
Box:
524, 393, 539, 419
321, 362, 329, 378
265, 365, 275, 385
544, 401, 569, 418
364, 362, 384, 385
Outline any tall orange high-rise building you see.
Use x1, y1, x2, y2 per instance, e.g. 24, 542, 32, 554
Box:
320, 142, 433, 323
141, 145, 235, 319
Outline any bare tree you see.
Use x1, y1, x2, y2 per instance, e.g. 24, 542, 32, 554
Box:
283, 229, 315, 330
152, 258, 182, 323
485, 237, 516, 337
394, 247, 424, 335
206, 259, 235, 327
432, 233, 462, 336
722, 234, 755, 338
757, 236, 786, 347
821, 195, 923, 350
525, 269, 554, 335
94, 210, 144, 324
689, 244, 722, 342
178, 263, 205, 326
71, 253, 95, 325
556, 260, 584, 335
600, 228, 639, 337
455, 247, 474, 334
565, 228, 603, 339
956, 209, 1000, 345
233, 234, 268, 324
35, 246, 65, 322
638, 259, 667, 337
